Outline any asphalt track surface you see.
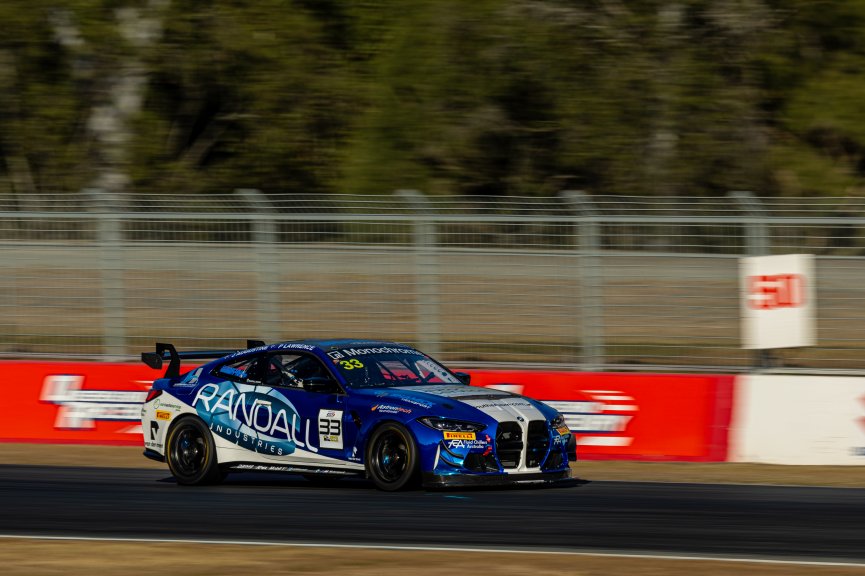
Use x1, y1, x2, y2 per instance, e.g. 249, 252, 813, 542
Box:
1, 464, 864, 563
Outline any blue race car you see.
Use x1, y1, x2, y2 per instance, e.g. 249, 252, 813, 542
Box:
140, 339, 575, 490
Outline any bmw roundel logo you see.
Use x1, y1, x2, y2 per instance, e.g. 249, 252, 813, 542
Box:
517, 416, 525, 422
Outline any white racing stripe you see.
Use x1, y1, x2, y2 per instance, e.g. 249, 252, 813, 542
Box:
0, 534, 863, 568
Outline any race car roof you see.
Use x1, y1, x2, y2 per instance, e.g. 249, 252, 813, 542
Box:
144, 339, 422, 379
275, 339, 415, 353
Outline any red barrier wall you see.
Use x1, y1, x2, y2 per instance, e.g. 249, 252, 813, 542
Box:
0, 362, 735, 461
470, 370, 735, 461
0, 361, 162, 445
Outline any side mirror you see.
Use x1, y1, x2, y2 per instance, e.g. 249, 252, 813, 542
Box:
454, 372, 471, 385
303, 376, 336, 393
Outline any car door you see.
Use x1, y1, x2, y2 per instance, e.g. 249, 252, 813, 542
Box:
253, 352, 355, 467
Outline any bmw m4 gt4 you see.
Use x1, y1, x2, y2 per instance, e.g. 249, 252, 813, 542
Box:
141, 339, 576, 491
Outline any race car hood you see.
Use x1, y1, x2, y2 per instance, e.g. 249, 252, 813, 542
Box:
353, 384, 554, 424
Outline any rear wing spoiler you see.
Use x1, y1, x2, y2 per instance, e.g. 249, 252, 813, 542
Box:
142, 340, 266, 378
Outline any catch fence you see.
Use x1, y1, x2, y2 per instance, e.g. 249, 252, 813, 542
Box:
2, 190, 864, 373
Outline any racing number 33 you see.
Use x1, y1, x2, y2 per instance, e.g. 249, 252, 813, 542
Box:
748, 274, 806, 310
318, 410, 343, 449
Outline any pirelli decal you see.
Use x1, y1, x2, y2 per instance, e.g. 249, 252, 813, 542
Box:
443, 431, 476, 440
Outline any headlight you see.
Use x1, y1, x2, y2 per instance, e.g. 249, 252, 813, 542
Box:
418, 417, 487, 433
550, 413, 567, 429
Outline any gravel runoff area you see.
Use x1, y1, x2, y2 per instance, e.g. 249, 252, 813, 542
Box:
0, 539, 864, 576
1, 444, 863, 576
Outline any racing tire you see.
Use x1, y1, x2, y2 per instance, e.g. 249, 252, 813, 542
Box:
165, 417, 225, 486
366, 423, 420, 491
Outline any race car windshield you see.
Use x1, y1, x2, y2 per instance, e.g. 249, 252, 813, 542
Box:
328, 348, 462, 389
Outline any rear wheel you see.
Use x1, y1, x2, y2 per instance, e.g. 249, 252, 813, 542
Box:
366, 423, 419, 491
165, 417, 224, 485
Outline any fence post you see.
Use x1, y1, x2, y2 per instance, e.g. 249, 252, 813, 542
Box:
395, 189, 441, 357
728, 191, 774, 368
729, 191, 770, 257
560, 190, 604, 370
236, 189, 280, 344
86, 188, 126, 359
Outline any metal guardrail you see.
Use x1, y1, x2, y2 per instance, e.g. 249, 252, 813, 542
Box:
2, 190, 865, 373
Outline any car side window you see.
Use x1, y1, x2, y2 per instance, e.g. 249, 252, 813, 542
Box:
242, 353, 319, 389
259, 354, 300, 388
261, 354, 338, 393
214, 353, 337, 391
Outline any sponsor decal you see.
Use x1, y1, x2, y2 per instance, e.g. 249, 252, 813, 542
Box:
348, 445, 361, 462
274, 343, 317, 352
181, 368, 203, 386
232, 463, 348, 474
557, 425, 570, 436
225, 342, 316, 360
341, 346, 422, 357
318, 409, 344, 449
376, 392, 433, 409
397, 397, 434, 409
371, 404, 412, 415
155, 410, 171, 421
153, 397, 183, 411
446, 434, 492, 451
472, 400, 533, 410
40, 375, 147, 429
145, 421, 163, 450
396, 384, 478, 398
193, 382, 319, 456
443, 431, 475, 440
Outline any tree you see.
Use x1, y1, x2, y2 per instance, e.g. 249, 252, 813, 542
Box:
3, 0, 865, 201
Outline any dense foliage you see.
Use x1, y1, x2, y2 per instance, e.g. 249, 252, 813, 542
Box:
2, 0, 865, 199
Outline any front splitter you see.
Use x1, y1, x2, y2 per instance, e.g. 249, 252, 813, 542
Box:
422, 468, 571, 488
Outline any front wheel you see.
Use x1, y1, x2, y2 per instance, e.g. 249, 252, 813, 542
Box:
366, 423, 419, 491
165, 417, 224, 486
